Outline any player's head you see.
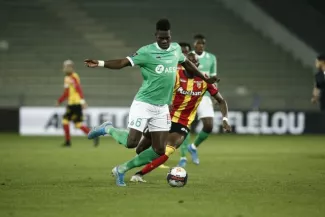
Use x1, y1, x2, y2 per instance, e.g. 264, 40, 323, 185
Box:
155, 19, 171, 50
63, 59, 74, 74
178, 42, 191, 55
187, 53, 199, 67
316, 54, 325, 70
193, 34, 206, 54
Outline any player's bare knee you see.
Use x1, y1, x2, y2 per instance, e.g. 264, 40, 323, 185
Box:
202, 122, 213, 133
136, 145, 145, 155
152, 146, 165, 156
126, 136, 139, 149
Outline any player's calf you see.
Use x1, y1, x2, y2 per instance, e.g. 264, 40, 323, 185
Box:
62, 119, 71, 147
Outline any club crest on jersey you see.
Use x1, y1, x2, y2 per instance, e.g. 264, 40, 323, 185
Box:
195, 81, 203, 88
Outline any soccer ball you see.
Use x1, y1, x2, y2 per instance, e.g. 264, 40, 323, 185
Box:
167, 167, 188, 187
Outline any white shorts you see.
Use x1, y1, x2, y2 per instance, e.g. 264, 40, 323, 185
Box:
128, 100, 171, 132
197, 96, 215, 119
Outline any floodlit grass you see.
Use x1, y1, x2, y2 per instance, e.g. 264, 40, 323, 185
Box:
0, 134, 325, 217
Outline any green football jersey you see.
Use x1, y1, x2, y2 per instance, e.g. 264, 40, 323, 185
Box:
192, 51, 217, 96
127, 42, 186, 105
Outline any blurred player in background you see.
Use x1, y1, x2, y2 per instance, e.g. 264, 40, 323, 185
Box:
130, 53, 230, 182
56, 60, 99, 147
85, 19, 217, 187
311, 54, 325, 111
179, 34, 218, 167
178, 42, 191, 55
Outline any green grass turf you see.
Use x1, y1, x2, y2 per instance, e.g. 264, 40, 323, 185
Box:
0, 134, 325, 217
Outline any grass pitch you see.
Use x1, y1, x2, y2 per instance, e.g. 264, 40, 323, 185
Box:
0, 134, 325, 217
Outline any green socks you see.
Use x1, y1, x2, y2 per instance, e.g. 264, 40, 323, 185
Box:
194, 131, 210, 147
180, 133, 190, 157
107, 127, 128, 147
118, 147, 160, 173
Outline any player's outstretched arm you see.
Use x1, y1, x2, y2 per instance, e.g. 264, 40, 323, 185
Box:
213, 92, 231, 132
84, 58, 131, 69
181, 59, 220, 84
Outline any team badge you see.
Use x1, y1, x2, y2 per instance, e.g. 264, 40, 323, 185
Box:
195, 81, 203, 88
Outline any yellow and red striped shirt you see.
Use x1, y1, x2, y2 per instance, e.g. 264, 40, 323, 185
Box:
58, 72, 84, 105
170, 66, 218, 127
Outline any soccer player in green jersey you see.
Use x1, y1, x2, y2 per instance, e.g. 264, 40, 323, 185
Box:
178, 34, 218, 167
84, 19, 217, 186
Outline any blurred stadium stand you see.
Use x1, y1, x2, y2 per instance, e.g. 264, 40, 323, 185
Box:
253, 0, 325, 53
0, 0, 316, 110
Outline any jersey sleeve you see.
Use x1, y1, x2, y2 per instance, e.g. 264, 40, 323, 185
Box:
177, 45, 186, 64
207, 83, 218, 96
210, 55, 217, 76
126, 46, 147, 67
58, 77, 70, 104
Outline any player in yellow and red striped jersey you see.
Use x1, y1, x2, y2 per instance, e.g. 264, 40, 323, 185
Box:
56, 60, 99, 147
130, 53, 231, 182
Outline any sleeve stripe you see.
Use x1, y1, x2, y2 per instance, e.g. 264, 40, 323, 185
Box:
126, 56, 135, 67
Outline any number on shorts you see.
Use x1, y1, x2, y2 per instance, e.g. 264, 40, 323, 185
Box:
135, 118, 142, 127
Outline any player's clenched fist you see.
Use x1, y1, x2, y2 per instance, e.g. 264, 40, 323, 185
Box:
84, 59, 99, 68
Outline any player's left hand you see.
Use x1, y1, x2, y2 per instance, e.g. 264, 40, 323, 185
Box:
222, 120, 232, 133
84, 59, 99, 68
205, 75, 220, 84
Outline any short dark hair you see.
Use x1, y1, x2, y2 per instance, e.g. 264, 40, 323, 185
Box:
156, 19, 171, 31
317, 54, 325, 62
194, 34, 206, 40
178, 42, 191, 50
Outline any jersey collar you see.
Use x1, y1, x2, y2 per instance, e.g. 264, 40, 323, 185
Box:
192, 51, 206, 58
155, 42, 171, 51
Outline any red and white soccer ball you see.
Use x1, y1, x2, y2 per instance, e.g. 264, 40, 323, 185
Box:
167, 167, 188, 187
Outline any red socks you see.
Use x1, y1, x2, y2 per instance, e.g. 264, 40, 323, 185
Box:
79, 125, 90, 134
63, 124, 90, 142
139, 154, 169, 176
63, 124, 70, 142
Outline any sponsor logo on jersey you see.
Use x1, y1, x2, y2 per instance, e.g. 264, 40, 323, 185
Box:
155, 65, 177, 74
164, 67, 177, 73
180, 79, 187, 83
177, 87, 202, 96
155, 65, 165, 74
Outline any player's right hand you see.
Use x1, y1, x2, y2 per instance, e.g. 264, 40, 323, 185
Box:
84, 59, 99, 68
222, 120, 232, 133
205, 75, 220, 84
